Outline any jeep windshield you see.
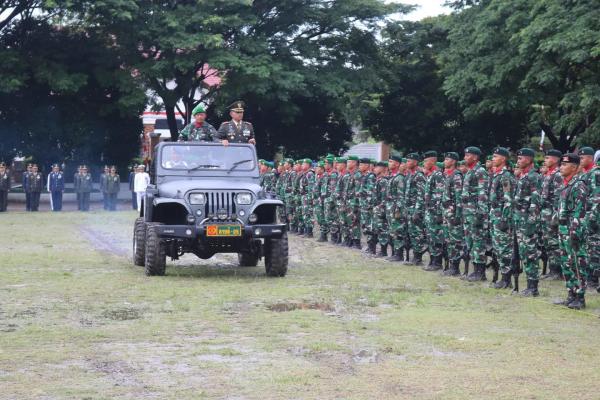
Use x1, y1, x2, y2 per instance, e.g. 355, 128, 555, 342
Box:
161, 145, 256, 171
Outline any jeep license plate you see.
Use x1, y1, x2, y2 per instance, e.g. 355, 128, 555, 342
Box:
206, 225, 242, 237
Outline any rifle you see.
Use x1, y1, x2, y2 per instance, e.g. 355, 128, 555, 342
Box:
512, 233, 521, 292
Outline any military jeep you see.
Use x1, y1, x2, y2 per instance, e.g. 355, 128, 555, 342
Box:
133, 142, 288, 277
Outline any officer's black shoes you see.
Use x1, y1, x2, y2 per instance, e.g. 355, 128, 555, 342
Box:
520, 280, 539, 297
493, 272, 513, 289
375, 245, 388, 258
412, 252, 424, 266
466, 263, 487, 282
553, 290, 576, 306
316, 233, 328, 242
352, 239, 362, 250
424, 255, 442, 271
442, 261, 461, 276
567, 295, 586, 310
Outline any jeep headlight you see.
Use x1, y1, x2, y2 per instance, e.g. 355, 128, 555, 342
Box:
189, 193, 206, 205
235, 193, 252, 205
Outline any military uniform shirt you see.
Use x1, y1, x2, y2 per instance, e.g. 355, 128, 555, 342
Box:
217, 121, 255, 143
178, 121, 218, 142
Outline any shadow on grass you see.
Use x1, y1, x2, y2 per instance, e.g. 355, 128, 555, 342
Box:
163, 262, 276, 281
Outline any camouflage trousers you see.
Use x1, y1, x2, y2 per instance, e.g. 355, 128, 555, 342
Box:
338, 202, 351, 239
425, 210, 444, 257
374, 205, 389, 246
347, 203, 361, 240
361, 207, 376, 244
443, 215, 463, 263
463, 213, 487, 264
490, 217, 514, 274
586, 220, 600, 274
323, 199, 336, 234
558, 228, 588, 295
302, 198, 314, 231
284, 194, 295, 227
515, 222, 540, 280
386, 205, 406, 252
540, 211, 561, 272
314, 200, 326, 234
408, 211, 427, 255
293, 196, 303, 228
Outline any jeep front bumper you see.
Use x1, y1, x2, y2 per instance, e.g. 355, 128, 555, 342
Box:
153, 224, 286, 240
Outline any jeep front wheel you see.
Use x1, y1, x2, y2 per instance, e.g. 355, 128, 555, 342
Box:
264, 232, 288, 277
133, 218, 146, 266
145, 224, 166, 276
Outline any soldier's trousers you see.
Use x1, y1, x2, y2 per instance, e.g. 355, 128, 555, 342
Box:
443, 216, 463, 262
386, 207, 405, 252
374, 207, 389, 246
314, 203, 326, 234
29, 191, 40, 211
0, 190, 7, 211
76, 193, 82, 210
361, 209, 375, 244
540, 214, 561, 272
107, 193, 118, 211
51, 191, 63, 211
490, 222, 514, 274
284, 195, 295, 226
463, 213, 487, 264
103, 192, 109, 210
323, 199, 336, 235
516, 224, 540, 280
79, 192, 90, 211
349, 205, 361, 240
408, 212, 427, 255
25, 192, 31, 211
340, 204, 352, 239
302, 201, 313, 231
425, 211, 444, 257
131, 191, 137, 210
559, 231, 588, 294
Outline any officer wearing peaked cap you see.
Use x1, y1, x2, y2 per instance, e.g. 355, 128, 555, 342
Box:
0, 162, 10, 212
218, 101, 256, 146
48, 164, 65, 211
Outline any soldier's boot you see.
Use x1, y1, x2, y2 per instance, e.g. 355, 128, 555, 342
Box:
401, 248, 412, 265
567, 293, 586, 310
424, 255, 443, 271
317, 232, 328, 243
376, 244, 388, 258
352, 239, 362, 250
427, 254, 434, 267
442, 260, 461, 276
412, 252, 424, 266
493, 272, 512, 289
553, 289, 576, 306
345, 236, 354, 248
460, 258, 471, 280
305, 227, 314, 239
386, 248, 404, 262
520, 279, 539, 297
466, 263, 487, 282
587, 274, 599, 290
542, 263, 562, 280
290, 225, 297, 233
363, 240, 377, 255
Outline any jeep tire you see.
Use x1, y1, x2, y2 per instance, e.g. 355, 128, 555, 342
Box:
264, 232, 288, 277
133, 217, 146, 266
145, 224, 166, 276
238, 252, 259, 267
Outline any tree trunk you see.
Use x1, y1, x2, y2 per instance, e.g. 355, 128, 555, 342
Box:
165, 105, 179, 142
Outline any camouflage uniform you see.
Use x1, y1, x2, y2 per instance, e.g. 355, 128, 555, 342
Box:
299, 167, 316, 235
419, 167, 445, 263
347, 170, 362, 245
557, 173, 588, 304
323, 169, 339, 239
283, 169, 297, 230
334, 171, 349, 242
292, 169, 304, 232
585, 167, 600, 281
513, 167, 542, 282
359, 169, 377, 250
178, 121, 218, 142
374, 174, 390, 250
313, 170, 327, 236
405, 168, 427, 260
489, 166, 516, 276
386, 172, 407, 257
540, 166, 563, 277
461, 160, 490, 279
441, 167, 463, 270
260, 171, 276, 193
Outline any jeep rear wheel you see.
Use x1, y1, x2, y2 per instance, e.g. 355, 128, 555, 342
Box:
238, 252, 259, 267
145, 224, 166, 276
133, 218, 146, 266
264, 232, 288, 277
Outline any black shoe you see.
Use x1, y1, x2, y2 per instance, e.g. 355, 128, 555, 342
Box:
568, 295, 586, 310
554, 290, 576, 306
412, 252, 423, 266
305, 228, 314, 238
387, 250, 404, 262
520, 279, 539, 297
376, 245, 388, 258
290, 225, 297, 233
442, 260, 461, 276
352, 239, 362, 250
317, 233, 328, 243
493, 272, 513, 289
467, 263, 487, 282
587, 275, 599, 289
424, 255, 443, 271
363, 241, 377, 255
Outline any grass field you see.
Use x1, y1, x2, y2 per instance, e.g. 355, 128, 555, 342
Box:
1, 211, 599, 399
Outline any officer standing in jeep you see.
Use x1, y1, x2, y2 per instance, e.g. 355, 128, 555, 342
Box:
178, 104, 218, 142
218, 101, 257, 146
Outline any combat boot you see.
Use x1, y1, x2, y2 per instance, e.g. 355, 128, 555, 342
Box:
305, 227, 314, 238
386, 248, 404, 262
376, 244, 388, 258
297, 226, 305, 236
520, 279, 539, 297
363, 240, 377, 255
568, 294, 586, 310
346, 236, 354, 248
412, 252, 423, 266
542, 264, 562, 280
554, 289, 576, 306
460, 258, 471, 280
290, 225, 297, 233
317, 232, 328, 243
587, 274, 599, 289
493, 272, 512, 289
401, 248, 412, 265
352, 239, 362, 250
442, 260, 460, 276
424, 255, 443, 271
466, 263, 487, 282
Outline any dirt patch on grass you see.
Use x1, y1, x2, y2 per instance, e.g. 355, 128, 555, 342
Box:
79, 226, 129, 258
267, 301, 335, 313
101, 307, 143, 321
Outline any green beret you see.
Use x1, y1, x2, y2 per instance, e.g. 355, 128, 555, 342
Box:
359, 157, 372, 164
258, 159, 265, 165
458, 160, 465, 166
317, 161, 325, 167
577, 146, 595, 156
370, 158, 377, 164
401, 158, 407, 163
423, 150, 438, 159
303, 158, 312, 164
406, 152, 422, 161
465, 146, 481, 156
335, 157, 347, 163
444, 152, 459, 161
486, 155, 493, 161
347, 155, 359, 161
390, 154, 403, 162
562, 153, 580, 165
493, 147, 510, 158
266, 161, 274, 168
546, 149, 562, 158
192, 103, 206, 115
517, 148, 535, 158
326, 153, 335, 158
418, 162, 424, 167
436, 162, 444, 169
376, 161, 388, 167
284, 158, 294, 164
295, 160, 302, 165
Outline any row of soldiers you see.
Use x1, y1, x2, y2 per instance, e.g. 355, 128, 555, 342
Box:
259, 146, 600, 310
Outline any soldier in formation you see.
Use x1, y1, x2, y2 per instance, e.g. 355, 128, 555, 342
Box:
259, 145, 600, 311
48, 164, 65, 211
0, 162, 10, 212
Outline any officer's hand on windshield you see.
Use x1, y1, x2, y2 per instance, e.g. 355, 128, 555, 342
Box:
249, 138, 256, 145
221, 139, 229, 146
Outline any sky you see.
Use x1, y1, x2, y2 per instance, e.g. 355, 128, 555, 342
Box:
394, 0, 452, 21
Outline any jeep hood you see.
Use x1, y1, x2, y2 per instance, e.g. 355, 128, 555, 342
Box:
157, 178, 262, 199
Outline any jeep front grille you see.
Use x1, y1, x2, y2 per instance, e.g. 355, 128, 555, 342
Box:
204, 191, 237, 217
